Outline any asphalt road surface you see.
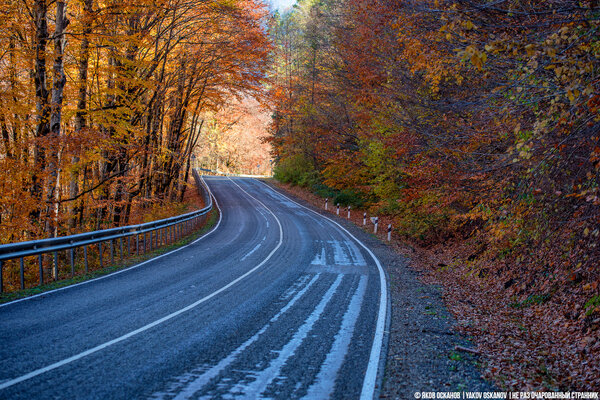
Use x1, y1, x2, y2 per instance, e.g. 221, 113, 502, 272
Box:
0, 177, 387, 399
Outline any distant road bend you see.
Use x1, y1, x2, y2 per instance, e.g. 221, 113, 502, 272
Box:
0, 177, 388, 399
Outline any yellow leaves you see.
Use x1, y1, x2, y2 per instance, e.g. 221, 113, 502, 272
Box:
459, 45, 486, 70
463, 20, 475, 31
524, 44, 536, 57
567, 88, 580, 105
513, 123, 521, 135
554, 66, 563, 79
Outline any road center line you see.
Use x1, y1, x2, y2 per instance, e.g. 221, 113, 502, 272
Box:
0, 178, 285, 391
240, 243, 262, 261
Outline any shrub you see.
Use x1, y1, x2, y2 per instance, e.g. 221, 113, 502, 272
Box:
273, 154, 315, 186
333, 189, 366, 208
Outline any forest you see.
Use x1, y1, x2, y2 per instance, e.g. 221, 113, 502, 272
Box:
1, 0, 599, 391
268, 0, 599, 390
0, 0, 271, 242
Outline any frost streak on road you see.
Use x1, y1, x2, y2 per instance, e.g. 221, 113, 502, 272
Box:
154, 274, 320, 400
304, 275, 368, 399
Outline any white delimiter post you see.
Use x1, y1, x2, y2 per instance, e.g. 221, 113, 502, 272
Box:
374, 217, 378, 234
387, 224, 392, 241
336, 204, 340, 215
363, 212, 367, 226
325, 198, 328, 210
347, 206, 351, 219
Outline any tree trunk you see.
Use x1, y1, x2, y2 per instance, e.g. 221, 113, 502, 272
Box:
44, 0, 69, 239
69, 0, 93, 230
31, 0, 50, 224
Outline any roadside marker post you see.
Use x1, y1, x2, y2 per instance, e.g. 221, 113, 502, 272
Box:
387, 224, 392, 241
337, 204, 340, 215
325, 198, 328, 210
371, 217, 378, 234
347, 206, 351, 219
363, 212, 367, 226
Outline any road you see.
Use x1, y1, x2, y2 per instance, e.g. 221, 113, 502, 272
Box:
0, 177, 387, 399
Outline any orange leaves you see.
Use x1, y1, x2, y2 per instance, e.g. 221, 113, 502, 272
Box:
0, 0, 272, 242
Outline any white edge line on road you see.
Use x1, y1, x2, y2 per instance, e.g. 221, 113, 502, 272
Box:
0, 177, 285, 391
0, 176, 222, 309
253, 179, 388, 400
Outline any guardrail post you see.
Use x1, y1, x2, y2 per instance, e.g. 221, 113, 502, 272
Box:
20, 257, 24, 289
149, 231, 152, 252
0, 260, 3, 293
143, 233, 147, 253
110, 239, 114, 263
53, 252, 58, 280
99, 243, 103, 267
136, 235, 140, 255
120, 237, 124, 260
39, 254, 44, 286
70, 248, 75, 277
84, 246, 88, 273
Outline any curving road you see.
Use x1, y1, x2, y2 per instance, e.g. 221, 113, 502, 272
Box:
0, 177, 387, 399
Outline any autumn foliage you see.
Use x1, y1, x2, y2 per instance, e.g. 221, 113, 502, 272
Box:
0, 0, 271, 242
269, 0, 600, 389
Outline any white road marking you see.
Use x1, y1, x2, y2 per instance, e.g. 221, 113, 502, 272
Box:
311, 247, 326, 265
0, 178, 285, 391
231, 275, 343, 399
240, 243, 262, 261
344, 239, 368, 266
160, 274, 320, 400
254, 179, 388, 400
303, 275, 368, 399
0, 176, 221, 309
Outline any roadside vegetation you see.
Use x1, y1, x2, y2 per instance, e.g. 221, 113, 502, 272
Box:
0, 0, 270, 243
268, 0, 600, 390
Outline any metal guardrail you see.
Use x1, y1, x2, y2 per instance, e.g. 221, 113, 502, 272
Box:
197, 167, 271, 179
0, 170, 213, 293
